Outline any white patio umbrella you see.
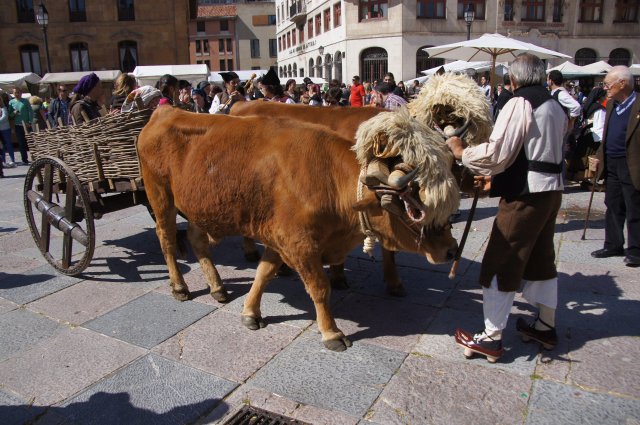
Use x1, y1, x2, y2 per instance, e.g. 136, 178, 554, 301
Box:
421, 60, 509, 77
580, 60, 612, 76
547, 61, 591, 78
424, 33, 571, 90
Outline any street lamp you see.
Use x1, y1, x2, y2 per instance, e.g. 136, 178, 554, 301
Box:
464, 4, 475, 41
35, 2, 51, 73
318, 45, 324, 56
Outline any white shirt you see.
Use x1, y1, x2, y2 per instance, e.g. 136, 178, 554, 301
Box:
550, 87, 582, 118
589, 108, 606, 142
462, 95, 566, 193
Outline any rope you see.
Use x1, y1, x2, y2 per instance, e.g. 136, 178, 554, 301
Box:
357, 162, 378, 257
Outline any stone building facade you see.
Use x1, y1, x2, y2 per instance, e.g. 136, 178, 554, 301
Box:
275, 0, 639, 84
0, 0, 195, 75
191, 1, 278, 72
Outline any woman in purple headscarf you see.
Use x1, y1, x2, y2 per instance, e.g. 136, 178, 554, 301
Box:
69, 72, 103, 124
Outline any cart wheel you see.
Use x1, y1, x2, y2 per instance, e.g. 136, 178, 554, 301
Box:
24, 156, 95, 276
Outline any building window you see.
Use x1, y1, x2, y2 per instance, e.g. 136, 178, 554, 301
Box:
315, 14, 321, 35
299, 27, 304, 43
226, 38, 232, 52
614, 0, 638, 22
197, 21, 205, 32
195, 39, 209, 56
504, 0, 514, 20
309, 58, 314, 77
293, 29, 297, 46
522, 0, 545, 21
359, 0, 388, 20
575, 47, 597, 66
220, 59, 226, 71
119, 40, 138, 73
220, 19, 229, 31
457, 1, 485, 19
268, 14, 276, 24
16, 0, 35, 23
20, 44, 40, 74
269, 39, 277, 57
204, 60, 210, 68
70, 42, 90, 72
416, 46, 444, 76
324, 8, 331, 31
69, 0, 87, 22
579, 0, 602, 22
609, 48, 631, 66
361, 47, 388, 82
308, 18, 313, 38
417, 0, 446, 19
118, 0, 135, 21
219, 39, 225, 53
334, 2, 342, 26
251, 39, 260, 58
334, 51, 343, 83
227, 59, 233, 70
316, 56, 323, 78
552, 0, 563, 21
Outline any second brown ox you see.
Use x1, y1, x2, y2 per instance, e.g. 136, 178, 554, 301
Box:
139, 106, 459, 351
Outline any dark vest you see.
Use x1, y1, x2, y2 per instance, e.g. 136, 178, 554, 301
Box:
491, 85, 563, 200
605, 102, 633, 158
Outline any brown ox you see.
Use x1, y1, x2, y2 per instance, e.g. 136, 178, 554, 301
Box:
139, 106, 458, 351
229, 101, 406, 295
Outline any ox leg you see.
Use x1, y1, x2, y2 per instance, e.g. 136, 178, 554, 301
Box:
382, 250, 406, 297
241, 247, 283, 330
187, 223, 229, 303
297, 259, 352, 352
242, 237, 261, 262
147, 189, 191, 301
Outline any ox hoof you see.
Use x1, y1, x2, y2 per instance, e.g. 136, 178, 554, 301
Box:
330, 276, 349, 290
241, 315, 266, 330
244, 250, 261, 263
172, 289, 191, 302
387, 285, 407, 297
323, 337, 353, 352
211, 289, 230, 303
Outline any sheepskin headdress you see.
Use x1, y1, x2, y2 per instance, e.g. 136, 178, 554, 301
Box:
354, 108, 460, 227
408, 73, 493, 147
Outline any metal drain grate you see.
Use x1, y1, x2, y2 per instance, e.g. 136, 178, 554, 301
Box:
221, 405, 311, 425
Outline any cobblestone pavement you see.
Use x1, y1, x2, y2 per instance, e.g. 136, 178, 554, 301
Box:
1, 164, 639, 425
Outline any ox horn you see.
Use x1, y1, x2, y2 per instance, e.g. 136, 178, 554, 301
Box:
387, 167, 420, 189
441, 120, 470, 140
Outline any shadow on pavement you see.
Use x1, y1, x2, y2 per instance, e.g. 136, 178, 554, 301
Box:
1, 392, 229, 425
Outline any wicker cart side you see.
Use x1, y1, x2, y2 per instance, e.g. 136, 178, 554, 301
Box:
25, 108, 153, 185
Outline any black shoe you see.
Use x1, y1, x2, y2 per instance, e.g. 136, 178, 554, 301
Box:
591, 248, 624, 258
624, 255, 640, 267
516, 318, 557, 350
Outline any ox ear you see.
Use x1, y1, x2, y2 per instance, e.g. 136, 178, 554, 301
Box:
352, 197, 383, 216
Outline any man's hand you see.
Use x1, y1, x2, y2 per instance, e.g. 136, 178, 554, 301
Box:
446, 136, 466, 160
474, 175, 491, 195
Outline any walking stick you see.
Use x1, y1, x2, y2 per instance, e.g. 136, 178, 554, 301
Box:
581, 158, 599, 240
449, 185, 481, 280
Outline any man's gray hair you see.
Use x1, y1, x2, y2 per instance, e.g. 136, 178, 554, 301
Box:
608, 65, 634, 87
508, 53, 546, 88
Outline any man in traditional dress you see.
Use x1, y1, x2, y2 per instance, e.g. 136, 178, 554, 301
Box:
209, 72, 244, 114
446, 53, 566, 363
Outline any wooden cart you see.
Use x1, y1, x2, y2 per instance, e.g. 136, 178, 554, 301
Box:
23, 108, 154, 275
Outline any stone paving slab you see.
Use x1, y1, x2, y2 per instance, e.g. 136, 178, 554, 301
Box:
0, 296, 18, 315
526, 379, 640, 425
327, 292, 438, 353
0, 264, 82, 305
84, 291, 215, 349
366, 354, 531, 425
28, 280, 149, 325
0, 308, 65, 362
0, 389, 52, 425
153, 309, 302, 383
202, 385, 361, 425
558, 290, 640, 334
0, 327, 145, 405
58, 353, 237, 425
557, 261, 638, 298
248, 331, 406, 417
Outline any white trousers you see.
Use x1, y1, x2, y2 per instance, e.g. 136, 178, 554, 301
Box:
483, 276, 558, 333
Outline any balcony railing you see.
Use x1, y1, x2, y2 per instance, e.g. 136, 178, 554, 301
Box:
289, 1, 307, 28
